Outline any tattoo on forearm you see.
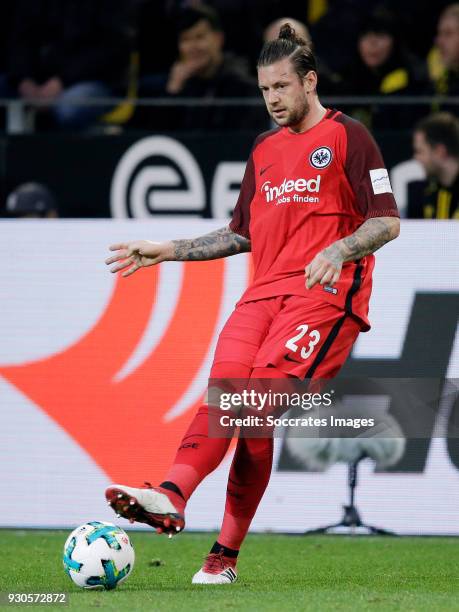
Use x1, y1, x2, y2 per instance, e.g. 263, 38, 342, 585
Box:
325, 217, 398, 263
172, 226, 251, 261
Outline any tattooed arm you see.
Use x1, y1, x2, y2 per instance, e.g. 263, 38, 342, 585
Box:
171, 226, 251, 261
305, 216, 400, 289
106, 226, 251, 277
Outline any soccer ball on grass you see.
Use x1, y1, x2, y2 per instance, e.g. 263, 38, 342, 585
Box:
63, 521, 134, 590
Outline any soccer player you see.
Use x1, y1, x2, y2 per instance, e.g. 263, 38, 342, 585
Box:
409, 112, 459, 219
105, 25, 400, 584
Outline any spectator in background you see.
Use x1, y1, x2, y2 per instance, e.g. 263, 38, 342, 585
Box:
165, 5, 236, 97
263, 17, 341, 94
5, 183, 58, 218
308, 0, 381, 74
136, 5, 266, 131
7, 0, 134, 130
433, 3, 459, 96
408, 113, 459, 219
179, 0, 308, 73
341, 10, 431, 129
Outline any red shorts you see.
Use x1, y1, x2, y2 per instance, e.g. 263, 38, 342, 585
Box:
212, 295, 360, 379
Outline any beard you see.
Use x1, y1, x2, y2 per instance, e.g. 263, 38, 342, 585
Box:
271, 96, 310, 127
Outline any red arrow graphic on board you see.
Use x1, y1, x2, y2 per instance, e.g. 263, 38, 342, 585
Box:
0, 261, 225, 485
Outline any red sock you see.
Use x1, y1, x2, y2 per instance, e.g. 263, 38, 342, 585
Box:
218, 436, 273, 550
161, 361, 251, 506
217, 366, 291, 550
162, 404, 232, 503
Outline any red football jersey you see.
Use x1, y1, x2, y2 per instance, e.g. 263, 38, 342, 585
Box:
230, 109, 399, 331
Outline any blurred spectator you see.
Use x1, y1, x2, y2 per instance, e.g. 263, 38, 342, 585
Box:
179, 0, 307, 73
7, 0, 135, 130
308, 0, 382, 74
263, 17, 341, 94
408, 112, 459, 219
5, 182, 58, 218
340, 10, 431, 129
136, 5, 265, 131
392, 1, 453, 60
432, 3, 459, 96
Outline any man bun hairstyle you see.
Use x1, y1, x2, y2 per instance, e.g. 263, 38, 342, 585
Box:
257, 23, 317, 79
278, 22, 308, 46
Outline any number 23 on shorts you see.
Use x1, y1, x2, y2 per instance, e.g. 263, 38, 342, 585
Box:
285, 324, 321, 360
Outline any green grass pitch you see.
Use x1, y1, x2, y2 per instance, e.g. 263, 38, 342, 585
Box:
1, 530, 458, 611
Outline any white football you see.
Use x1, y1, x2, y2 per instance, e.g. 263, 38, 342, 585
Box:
63, 521, 135, 590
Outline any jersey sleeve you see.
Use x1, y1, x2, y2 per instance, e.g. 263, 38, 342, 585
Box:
340, 117, 399, 219
229, 147, 256, 240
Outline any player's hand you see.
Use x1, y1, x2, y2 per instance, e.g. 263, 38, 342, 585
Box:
105, 240, 174, 277
304, 246, 343, 290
